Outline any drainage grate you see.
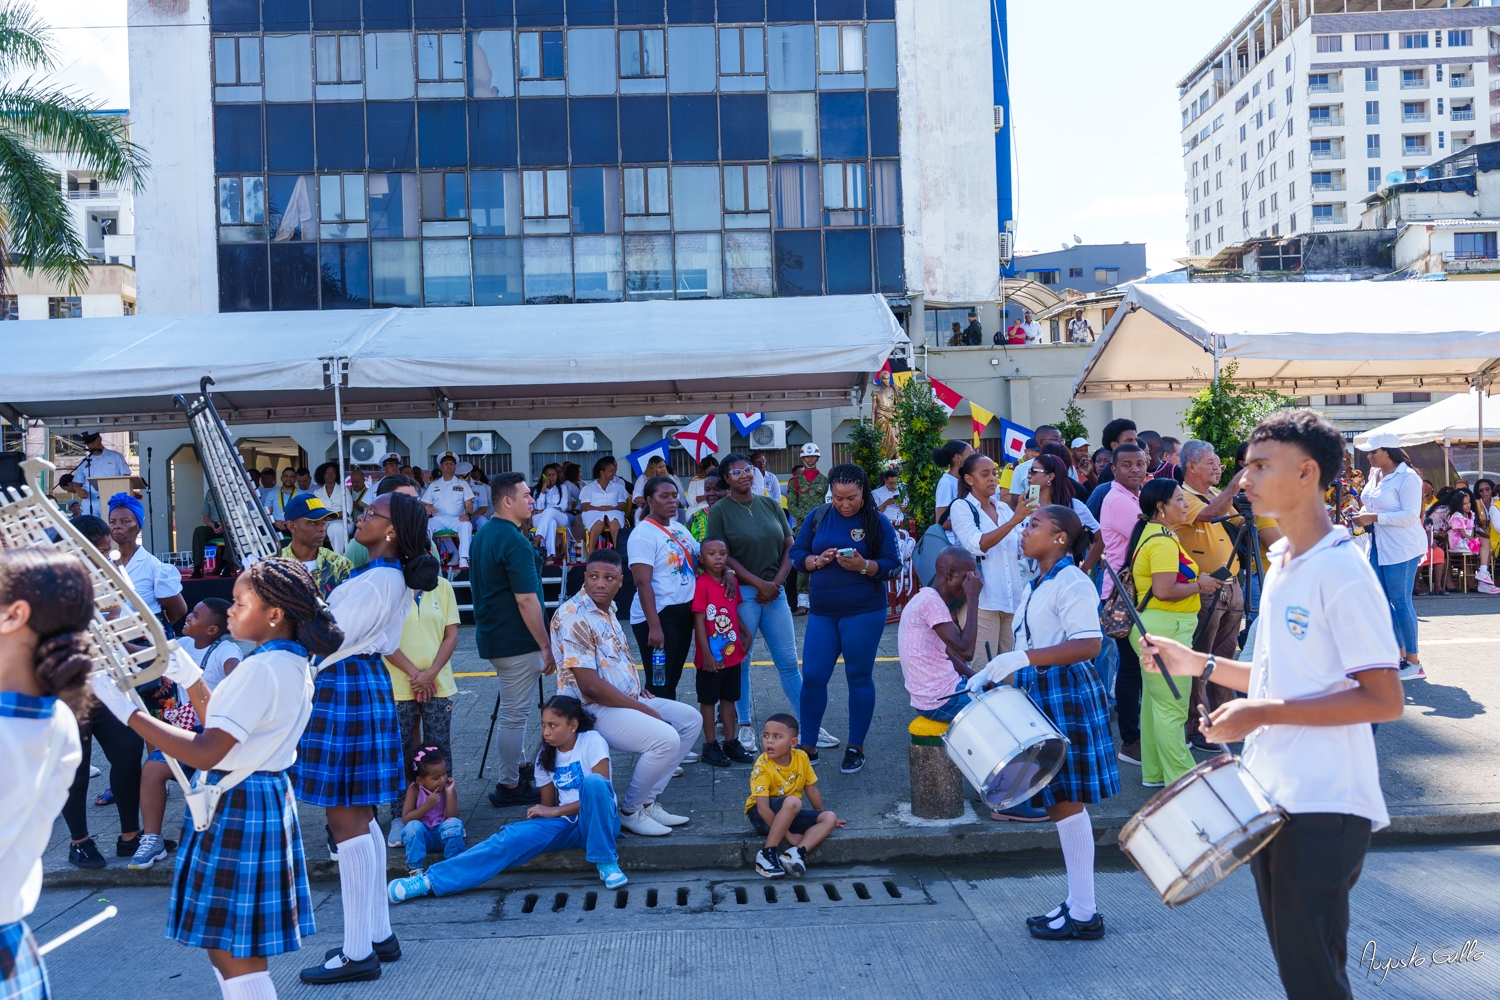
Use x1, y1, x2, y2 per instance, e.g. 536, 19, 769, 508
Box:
499, 880, 715, 919
497, 874, 929, 920
710, 876, 926, 909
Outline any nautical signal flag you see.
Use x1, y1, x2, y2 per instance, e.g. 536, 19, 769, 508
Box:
674, 414, 719, 462
999, 419, 1033, 462
626, 438, 672, 477
969, 402, 996, 448
927, 376, 964, 416
729, 413, 764, 436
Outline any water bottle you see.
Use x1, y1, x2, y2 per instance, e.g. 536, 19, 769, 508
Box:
651, 648, 666, 687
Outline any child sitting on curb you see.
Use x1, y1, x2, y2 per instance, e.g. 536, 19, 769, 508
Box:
747, 714, 843, 879
398, 746, 466, 874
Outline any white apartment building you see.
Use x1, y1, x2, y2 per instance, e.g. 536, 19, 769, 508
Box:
1177, 0, 1500, 256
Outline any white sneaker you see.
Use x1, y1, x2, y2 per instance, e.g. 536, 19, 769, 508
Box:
816, 728, 841, 749
619, 808, 672, 836
387, 819, 405, 847
683, 750, 700, 763
88, 764, 101, 778
1478, 565, 1494, 584
671, 766, 684, 777
797, 594, 810, 609
738, 725, 757, 750
127, 833, 167, 870
643, 801, 690, 827
1399, 662, 1427, 681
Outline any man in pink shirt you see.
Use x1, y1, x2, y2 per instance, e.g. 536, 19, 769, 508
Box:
1098, 443, 1149, 765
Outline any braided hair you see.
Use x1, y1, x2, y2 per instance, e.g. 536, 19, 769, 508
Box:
387, 492, 440, 592
243, 558, 345, 657
0, 549, 95, 715
826, 463, 884, 559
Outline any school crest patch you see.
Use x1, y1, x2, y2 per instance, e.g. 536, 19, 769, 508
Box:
1285, 606, 1310, 640
850, 529, 865, 541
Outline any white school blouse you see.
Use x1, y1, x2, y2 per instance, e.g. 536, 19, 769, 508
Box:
0, 695, 83, 924
205, 646, 315, 772
321, 563, 414, 668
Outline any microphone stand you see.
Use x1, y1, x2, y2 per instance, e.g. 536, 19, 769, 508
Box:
142, 446, 154, 552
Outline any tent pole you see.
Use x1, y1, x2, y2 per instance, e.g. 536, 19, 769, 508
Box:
1479, 376, 1485, 479
325, 357, 349, 525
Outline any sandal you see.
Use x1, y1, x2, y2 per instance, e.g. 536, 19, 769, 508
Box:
95, 786, 114, 806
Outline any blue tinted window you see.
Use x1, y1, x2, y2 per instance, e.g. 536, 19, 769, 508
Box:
817, 0, 862, 17
270, 243, 319, 310
720, 94, 768, 160
469, 101, 518, 166
571, 167, 621, 232
767, 1, 813, 22
214, 105, 262, 173
518, 98, 568, 164
266, 104, 313, 171
418, 101, 467, 167
210, 0, 258, 32
468, 0, 516, 27
668, 0, 714, 23
262, 0, 310, 31
774, 230, 821, 296
617, 0, 666, 24
517, 0, 564, 26
875, 225, 902, 293
311, 0, 360, 30
824, 229, 871, 294
541, 31, 565, 76
570, 97, 619, 164
620, 96, 669, 163
471, 170, 519, 233
718, 0, 766, 19
268, 176, 315, 239
320, 242, 371, 308
473, 238, 523, 304
365, 0, 413, 29
670, 96, 718, 161
218, 245, 268, 312
414, 0, 463, 28
316, 103, 365, 170
368, 102, 417, 168
866, 0, 893, 17
523, 236, 572, 302
370, 174, 419, 237
869, 90, 897, 156
819, 92, 866, 159
566, 0, 614, 25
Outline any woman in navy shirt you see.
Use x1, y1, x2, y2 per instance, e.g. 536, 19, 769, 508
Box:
790, 464, 900, 774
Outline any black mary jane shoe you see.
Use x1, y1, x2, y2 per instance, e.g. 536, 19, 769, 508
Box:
325, 933, 401, 964
1025, 901, 1069, 929
300, 951, 382, 984
1029, 909, 1105, 941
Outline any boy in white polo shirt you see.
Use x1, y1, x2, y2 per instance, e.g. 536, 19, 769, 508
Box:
1142, 409, 1403, 1000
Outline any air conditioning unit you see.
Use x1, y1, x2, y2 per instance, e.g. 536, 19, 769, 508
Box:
340, 419, 375, 432
749, 421, 787, 450
993, 105, 1005, 132
464, 431, 496, 455
348, 435, 386, 464
562, 429, 597, 453
998, 231, 1013, 263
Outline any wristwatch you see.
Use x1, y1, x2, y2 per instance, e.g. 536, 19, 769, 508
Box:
1202, 654, 1217, 683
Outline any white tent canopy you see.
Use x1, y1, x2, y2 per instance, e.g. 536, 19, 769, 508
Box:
1073, 282, 1500, 400
0, 294, 905, 430
1354, 389, 1500, 449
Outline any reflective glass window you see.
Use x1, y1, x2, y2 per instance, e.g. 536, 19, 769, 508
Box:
364, 0, 413, 30
668, 0, 715, 24
417, 101, 466, 166
215, 105, 263, 173
874, 226, 902, 293
618, 0, 666, 26
670, 96, 718, 162
218, 176, 267, 224
569, 97, 619, 165
624, 167, 669, 216
215, 37, 261, 84
566, 0, 614, 27
212, 0, 259, 33
824, 229, 871, 294
316, 102, 365, 169
264, 34, 312, 100
469, 100, 518, 166
773, 229, 821, 296
522, 169, 569, 216
867, 0, 895, 17
674, 232, 722, 298
269, 175, 317, 240
270, 242, 319, 309
416, 32, 466, 89
720, 94, 769, 160
671, 165, 719, 231
264, 0, 310, 30
266, 103, 314, 171
365, 32, 415, 99
624, 233, 673, 299
573, 234, 624, 301
518, 98, 568, 164
519, 30, 565, 79
313, 0, 361, 31
320, 241, 371, 308
821, 161, 867, 225
372, 240, 422, 305
567, 28, 616, 95
315, 34, 363, 83
423, 239, 473, 305
218, 245, 269, 311
819, 92, 867, 159
471, 169, 521, 234
817, 24, 862, 73
723, 164, 769, 213
767, 1, 814, 22
817, 0, 864, 19
523, 235, 572, 302
620, 29, 665, 78
517, 0, 564, 27
767, 25, 815, 91
368, 101, 416, 168
667, 26, 716, 93
868, 90, 897, 156
421, 172, 468, 219
719, 27, 765, 75
473, 238, 523, 305
724, 230, 772, 296
771, 162, 817, 227
571, 167, 622, 233
470, 31, 516, 97
620, 96, 669, 162
866, 21, 895, 88
720, 0, 767, 20
870, 159, 900, 225
370, 172, 420, 236
467, 0, 517, 28
768, 92, 815, 160
415, 0, 463, 28
318, 173, 368, 238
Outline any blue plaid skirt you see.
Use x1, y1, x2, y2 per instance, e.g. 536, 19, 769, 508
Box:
0, 921, 47, 1000
1014, 660, 1120, 807
166, 772, 313, 957
293, 653, 403, 807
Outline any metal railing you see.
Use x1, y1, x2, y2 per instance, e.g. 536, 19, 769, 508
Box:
1452, 109, 1476, 121
1309, 115, 1345, 127
1450, 75, 1474, 88
1312, 212, 1348, 225
65, 188, 119, 200
1310, 181, 1346, 191
1402, 112, 1431, 122
1307, 82, 1342, 94
1310, 147, 1346, 159
1403, 144, 1431, 156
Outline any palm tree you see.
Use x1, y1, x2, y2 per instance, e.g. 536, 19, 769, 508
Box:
0, 2, 148, 291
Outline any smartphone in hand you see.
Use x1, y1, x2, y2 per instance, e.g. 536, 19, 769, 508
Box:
1025, 484, 1042, 505
837, 547, 856, 558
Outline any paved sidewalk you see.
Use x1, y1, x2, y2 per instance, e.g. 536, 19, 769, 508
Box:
41, 594, 1500, 886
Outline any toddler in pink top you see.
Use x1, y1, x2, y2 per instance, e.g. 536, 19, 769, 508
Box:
897, 548, 984, 723
399, 746, 466, 874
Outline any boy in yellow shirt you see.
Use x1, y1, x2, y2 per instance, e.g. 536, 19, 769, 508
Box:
746, 714, 844, 878
384, 576, 461, 845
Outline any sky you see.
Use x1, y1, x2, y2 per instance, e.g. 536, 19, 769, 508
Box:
36, 0, 1256, 274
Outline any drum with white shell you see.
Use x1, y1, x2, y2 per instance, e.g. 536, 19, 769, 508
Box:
941, 685, 1068, 810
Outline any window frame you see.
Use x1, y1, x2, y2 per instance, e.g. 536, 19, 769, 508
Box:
619, 27, 665, 79
416, 32, 465, 83
314, 33, 363, 84
522, 168, 569, 218
722, 163, 769, 215
518, 29, 565, 81
214, 35, 262, 86
623, 166, 670, 218
718, 26, 764, 77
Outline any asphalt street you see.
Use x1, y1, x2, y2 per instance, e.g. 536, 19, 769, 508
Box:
35, 842, 1500, 999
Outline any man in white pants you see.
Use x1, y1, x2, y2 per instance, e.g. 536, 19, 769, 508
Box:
422, 451, 475, 568
553, 548, 699, 837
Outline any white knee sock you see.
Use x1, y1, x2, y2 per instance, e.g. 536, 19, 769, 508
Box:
368, 818, 394, 942
1055, 809, 1096, 923
332, 835, 376, 964
222, 971, 277, 1000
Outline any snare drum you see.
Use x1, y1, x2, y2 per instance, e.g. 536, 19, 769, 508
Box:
1119, 754, 1287, 907
942, 685, 1068, 810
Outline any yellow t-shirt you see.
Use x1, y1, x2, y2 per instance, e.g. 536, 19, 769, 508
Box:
383, 577, 461, 699
1176, 486, 1235, 574
745, 748, 818, 812
998, 463, 1016, 490
1131, 526, 1200, 615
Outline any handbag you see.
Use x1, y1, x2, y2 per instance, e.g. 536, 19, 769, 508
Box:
1099, 526, 1166, 639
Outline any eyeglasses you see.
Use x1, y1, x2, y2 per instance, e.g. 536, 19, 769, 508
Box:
357, 508, 390, 523
725, 467, 753, 479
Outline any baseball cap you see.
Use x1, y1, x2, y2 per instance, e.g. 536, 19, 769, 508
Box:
284, 492, 335, 521
1070, 437, 1089, 449
800, 443, 821, 457
1356, 432, 1401, 452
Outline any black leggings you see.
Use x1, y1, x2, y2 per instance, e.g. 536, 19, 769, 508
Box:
62, 706, 144, 841
1114, 633, 1143, 746
632, 601, 695, 701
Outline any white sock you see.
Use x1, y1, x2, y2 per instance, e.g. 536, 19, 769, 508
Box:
213, 965, 227, 999
1054, 809, 1096, 924
367, 818, 394, 942
331, 835, 376, 965
222, 971, 277, 1000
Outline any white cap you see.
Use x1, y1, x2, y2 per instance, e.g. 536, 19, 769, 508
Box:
1356, 432, 1401, 452
382, 452, 401, 464
800, 443, 821, 457
456, 461, 474, 475
1070, 437, 1089, 449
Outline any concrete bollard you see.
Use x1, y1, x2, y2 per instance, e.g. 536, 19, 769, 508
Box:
908, 718, 965, 820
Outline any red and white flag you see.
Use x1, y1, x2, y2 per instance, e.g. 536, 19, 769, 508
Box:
928, 376, 964, 416
674, 415, 718, 462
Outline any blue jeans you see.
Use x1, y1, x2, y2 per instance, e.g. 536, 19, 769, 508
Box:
735, 585, 803, 730
918, 691, 971, 723
402, 817, 466, 868
1092, 621, 1119, 708
423, 774, 619, 896
1369, 547, 1421, 655
799, 609, 885, 749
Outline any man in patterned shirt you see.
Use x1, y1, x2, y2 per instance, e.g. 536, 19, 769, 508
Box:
278, 493, 353, 597
552, 549, 701, 838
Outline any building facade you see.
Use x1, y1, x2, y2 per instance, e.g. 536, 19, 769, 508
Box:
1012, 242, 1149, 295
1178, 0, 1500, 256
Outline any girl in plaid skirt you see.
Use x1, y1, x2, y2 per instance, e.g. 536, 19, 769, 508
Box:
1, 551, 92, 1000
296, 492, 439, 985
965, 505, 1118, 942
90, 558, 343, 999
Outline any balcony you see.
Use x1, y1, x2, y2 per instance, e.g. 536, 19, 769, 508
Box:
1311, 180, 1347, 192
1404, 144, 1431, 156
1308, 81, 1343, 94
66, 187, 120, 201
1400, 79, 1429, 90
1310, 146, 1346, 160
1453, 108, 1476, 121
1402, 112, 1430, 123
1451, 74, 1474, 88
1309, 115, 1345, 127
1442, 253, 1500, 275
1312, 209, 1348, 226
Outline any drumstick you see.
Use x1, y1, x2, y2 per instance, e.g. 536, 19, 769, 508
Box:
1102, 561, 1181, 700
37, 906, 117, 956
1197, 703, 1232, 757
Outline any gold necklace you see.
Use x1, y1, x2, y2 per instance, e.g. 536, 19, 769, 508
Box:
733, 495, 755, 516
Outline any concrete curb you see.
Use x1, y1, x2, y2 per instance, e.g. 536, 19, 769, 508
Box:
42, 805, 1500, 890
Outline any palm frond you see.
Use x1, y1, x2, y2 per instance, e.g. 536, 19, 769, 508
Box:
0, 121, 91, 290
0, 2, 55, 78
0, 81, 150, 189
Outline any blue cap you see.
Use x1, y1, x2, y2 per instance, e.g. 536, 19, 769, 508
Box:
283, 492, 335, 521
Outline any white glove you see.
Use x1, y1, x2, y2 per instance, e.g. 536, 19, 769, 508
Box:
967, 650, 1031, 693
163, 644, 204, 689
90, 672, 140, 725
